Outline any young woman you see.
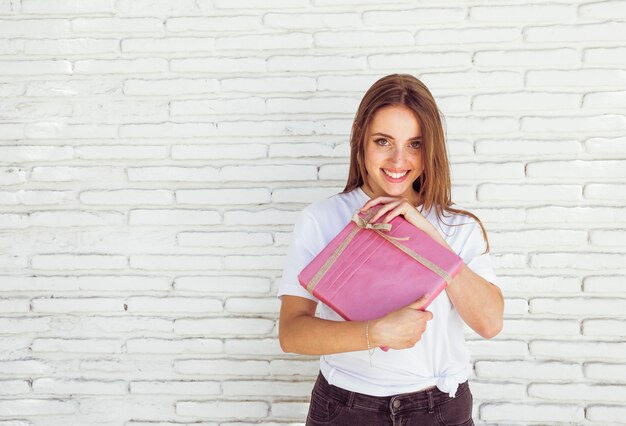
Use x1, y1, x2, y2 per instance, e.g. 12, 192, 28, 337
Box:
278, 74, 504, 426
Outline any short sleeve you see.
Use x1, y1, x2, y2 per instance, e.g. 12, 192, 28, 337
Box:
277, 209, 322, 302
456, 219, 498, 286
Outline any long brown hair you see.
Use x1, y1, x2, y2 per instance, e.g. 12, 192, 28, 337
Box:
343, 73, 490, 253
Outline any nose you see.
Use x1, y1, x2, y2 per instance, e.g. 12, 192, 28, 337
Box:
390, 145, 404, 163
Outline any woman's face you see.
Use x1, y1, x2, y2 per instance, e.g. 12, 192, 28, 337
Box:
362, 104, 424, 205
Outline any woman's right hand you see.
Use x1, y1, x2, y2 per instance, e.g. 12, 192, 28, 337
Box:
369, 294, 433, 350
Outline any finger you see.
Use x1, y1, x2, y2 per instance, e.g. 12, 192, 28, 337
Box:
407, 293, 430, 310
371, 201, 401, 223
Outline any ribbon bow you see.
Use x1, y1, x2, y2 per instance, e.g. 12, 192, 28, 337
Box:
351, 210, 409, 241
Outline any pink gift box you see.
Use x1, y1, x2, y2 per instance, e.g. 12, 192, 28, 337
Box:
298, 205, 464, 327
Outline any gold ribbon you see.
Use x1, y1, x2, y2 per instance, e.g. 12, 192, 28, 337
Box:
306, 208, 453, 293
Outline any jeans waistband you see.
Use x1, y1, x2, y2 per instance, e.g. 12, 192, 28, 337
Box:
313, 371, 468, 413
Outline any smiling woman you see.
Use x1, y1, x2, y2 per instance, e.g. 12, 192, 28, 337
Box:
277, 73, 504, 426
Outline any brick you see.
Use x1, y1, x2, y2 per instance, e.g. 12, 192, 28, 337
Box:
225, 298, 280, 314
0, 39, 23, 55
31, 166, 125, 183
582, 319, 626, 337
25, 122, 117, 139
0, 189, 74, 206
0, 298, 29, 313
0, 145, 73, 162
123, 37, 216, 53
219, 120, 316, 136
24, 39, 118, 55
269, 360, 319, 377
447, 116, 518, 136
74, 59, 168, 74
174, 276, 270, 294
120, 122, 217, 138
0, 255, 27, 269
218, 33, 311, 50
171, 57, 266, 73
0, 213, 28, 229
527, 160, 626, 178
475, 139, 582, 156
422, 71, 522, 91
115, 0, 209, 17
470, 4, 574, 21
585, 46, 626, 65
222, 380, 311, 397
503, 298, 528, 315
364, 8, 463, 25
584, 276, 624, 293
126, 297, 222, 313
78, 275, 170, 292
265, 12, 359, 29
0, 380, 29, 395
584, 90, 626, 109
0, 399, 77, 415
176, 401, 268, 419
77, 397, 173, 419
33, 378, 126, 395
527, 69, 626, 88
418, 27, 519, 44
531, 253, 626, 270
526, 22, 626, 42
475, 49, 578, 68
531, 297, 626, 316
272, 187, 344, 204
225, 338, 283, 356
0, 317, 48, 334
529, 383, 626, 402
584, 362, 626, 381
22, 0, 113, 14
0, 19, 70, 36
172, 144, 267, 160
491, 230, 586, 249
126, 338, 222, 354
128, 166, 218, 182
319, 164, 348, 181
130, 255, 221, 271
214, 0, 307, 7
470, 381, 526, 400
478, 184, 580, 201
31, 254, 126, 270
466, 339, 528, 357
451, 162, 524, 180
0, 125, 23, 140
523, 114, 626, 133
268, 55, 366, 72
269, 143, 345, 158
31, 338, 122, 354
166, 16, 259, 32
473, 92, 579, 111
586, 233, 625, 252
369, 52, 469, 70
0, 359, 49, 375
222, 76, 315, 94
79, 316, 172, 333
480, 403, 583, 422
224, 209, 299, 226
124, 78, 219, 95
0, 82, 25, 97
32, 297, 125, 313
579, 1, 626, 19
587, 405, 626, 422
26, 79, 121, 97
172, 97, 265, 116
530, 340, 626, 360
130, 380, 220, 395
266, 97, 357, 114
316, 30, 412, 48
177, 231, 273, 248
475, 360, 581, 379
80, 189, 172, 205
223, 255, 285, 271
72, 17, 163, 33
0, 60, 71, 75
527, 206, 626, 224
586, 136, 626, 154
500, 319, 579, 337
271, 401, 310, 419
175, 359, 269, 376
175, 318, 274, 336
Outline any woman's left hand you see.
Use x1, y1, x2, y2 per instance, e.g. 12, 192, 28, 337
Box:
360, 196, 435, 237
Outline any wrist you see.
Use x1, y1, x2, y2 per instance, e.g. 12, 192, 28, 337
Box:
367, 319, 382, 348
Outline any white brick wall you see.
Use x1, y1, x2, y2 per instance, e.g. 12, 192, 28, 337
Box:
0, 0, 624, 424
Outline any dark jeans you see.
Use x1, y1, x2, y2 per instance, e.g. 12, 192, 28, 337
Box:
306, 372, 474, 426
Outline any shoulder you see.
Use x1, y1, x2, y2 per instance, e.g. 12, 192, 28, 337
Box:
295, 189, 362, 241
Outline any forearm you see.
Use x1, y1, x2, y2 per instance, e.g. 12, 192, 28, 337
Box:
280, 315, 370, 355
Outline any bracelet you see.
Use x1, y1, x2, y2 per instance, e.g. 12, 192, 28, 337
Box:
365, 320, 375, 366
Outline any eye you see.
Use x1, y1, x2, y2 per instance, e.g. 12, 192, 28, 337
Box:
374, 138, 389, 146
409, 141, 421, 149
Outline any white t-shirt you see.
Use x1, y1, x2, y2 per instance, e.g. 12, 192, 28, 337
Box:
278, 186, 498, 398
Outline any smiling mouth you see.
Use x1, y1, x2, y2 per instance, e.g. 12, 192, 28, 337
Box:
382, 169, 409, 179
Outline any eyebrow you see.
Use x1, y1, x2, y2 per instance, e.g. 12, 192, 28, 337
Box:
371, 132, 422, 141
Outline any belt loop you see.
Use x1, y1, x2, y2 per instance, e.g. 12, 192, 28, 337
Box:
427, 390, 434, 414
346, 391, 355, 409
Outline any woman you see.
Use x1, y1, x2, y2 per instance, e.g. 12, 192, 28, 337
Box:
277, 74, 504, 425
